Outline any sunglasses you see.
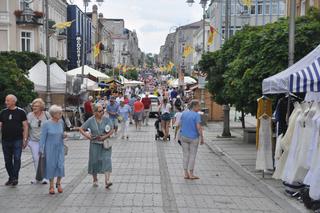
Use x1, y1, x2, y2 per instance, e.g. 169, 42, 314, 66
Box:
38, 120, 42, 127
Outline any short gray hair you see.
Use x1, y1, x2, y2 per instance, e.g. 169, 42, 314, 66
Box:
48, 105, 63, 116
93, 103, 102, 112
189, 100, 200, 110
6, 94, 17, 103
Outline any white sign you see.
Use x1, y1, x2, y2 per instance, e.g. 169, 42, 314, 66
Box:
76, 36, 81, 67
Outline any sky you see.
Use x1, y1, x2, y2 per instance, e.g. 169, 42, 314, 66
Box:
71, 0, 203, 54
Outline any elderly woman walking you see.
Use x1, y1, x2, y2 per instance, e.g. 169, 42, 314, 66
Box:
179, 100, 204, 180
79, 104, 114, 188
39, 105, 66, 194
27, 98, 51, 184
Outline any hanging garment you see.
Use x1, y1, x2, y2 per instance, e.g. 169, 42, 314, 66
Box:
309, 148, 320, 200
282, 102, 308, 183
304, 103, 320, 185
285, 102, 315, 184
256, 116, 273, 170
256, 97, 272, 149
274, 133, 283, 168
273, 102, 301, 179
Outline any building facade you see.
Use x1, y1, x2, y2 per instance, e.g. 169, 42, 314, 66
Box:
0, 0, 68, 60
207, 0, 286, 52
67, 4, 92, 70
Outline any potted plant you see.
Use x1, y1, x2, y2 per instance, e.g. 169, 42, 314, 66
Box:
14, 10, 23, 17
33, 11, 44, 18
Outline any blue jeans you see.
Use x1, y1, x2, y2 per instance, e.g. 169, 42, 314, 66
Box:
2, 139, 23, 180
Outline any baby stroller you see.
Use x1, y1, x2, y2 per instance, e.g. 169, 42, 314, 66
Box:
154, 115, 170, 141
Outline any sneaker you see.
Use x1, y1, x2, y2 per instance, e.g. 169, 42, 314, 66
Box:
126, 136, 129, 140
11, 179, 18, 186
42, 179, 48, 184
5, 179, 12, 186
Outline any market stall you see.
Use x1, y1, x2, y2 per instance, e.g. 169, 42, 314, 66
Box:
28, 61, 67, 106
260, 44, 320, 208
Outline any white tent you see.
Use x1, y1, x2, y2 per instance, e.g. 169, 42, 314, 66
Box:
83, 78, 98, 91
28, 61, 66, 94
262, 44, 320, 94
119, 75, 144, 87
66, 65, 110, 79
170, 76, 197, 87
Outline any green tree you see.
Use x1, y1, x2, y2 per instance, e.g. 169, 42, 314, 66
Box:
124, 68, 138, 80
199, 7, 320, 127
0, 55, 37, 109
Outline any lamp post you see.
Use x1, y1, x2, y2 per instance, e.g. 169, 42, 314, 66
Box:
186, 0, 208, 112
44, 0, 51, 108
288, 0, 296, 67
81, 0, 104, 83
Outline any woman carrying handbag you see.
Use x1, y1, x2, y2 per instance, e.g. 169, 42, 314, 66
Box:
79, 103, 114, 188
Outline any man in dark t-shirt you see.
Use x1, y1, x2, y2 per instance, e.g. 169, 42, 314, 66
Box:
0, 94, 28, 186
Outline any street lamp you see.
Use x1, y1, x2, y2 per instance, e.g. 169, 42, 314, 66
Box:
186, 0, 208, 113
81, 0, 105, 83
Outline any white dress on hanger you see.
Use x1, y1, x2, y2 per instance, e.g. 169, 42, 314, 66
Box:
273, 102, 301, 179
256, 116, 273, 170
282, 102, 307, 183
287, 102, 316, 183
304, 103, 320, 185
310, 145, 320, 200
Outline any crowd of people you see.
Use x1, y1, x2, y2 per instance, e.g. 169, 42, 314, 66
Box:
0, 83, 204, 195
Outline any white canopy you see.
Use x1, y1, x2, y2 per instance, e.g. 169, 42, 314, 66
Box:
119, 75, 144, 87
262, 44, 320, 94
66, 65, 110, 79
169, 76, 197, 87
83, 78, 98, 91
28, 61, 66, 94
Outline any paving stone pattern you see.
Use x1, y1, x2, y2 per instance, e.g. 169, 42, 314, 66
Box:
0, 117, 301, 213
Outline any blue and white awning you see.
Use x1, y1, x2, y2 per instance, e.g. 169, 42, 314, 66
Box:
262, 44, 320, 94
289, 57, 320, 93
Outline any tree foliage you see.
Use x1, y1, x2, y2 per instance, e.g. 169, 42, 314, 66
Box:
199, 7, 320, 115
0, 56, 37, 109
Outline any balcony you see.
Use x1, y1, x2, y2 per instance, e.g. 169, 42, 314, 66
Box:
14, 8, 43, 26
57, 29, 67, 40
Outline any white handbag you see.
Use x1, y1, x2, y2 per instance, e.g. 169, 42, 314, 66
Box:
103, 124, 113, 149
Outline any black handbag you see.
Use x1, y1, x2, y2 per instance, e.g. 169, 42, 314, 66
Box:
36, 154, 45, 181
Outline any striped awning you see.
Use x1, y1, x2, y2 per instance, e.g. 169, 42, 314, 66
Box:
289, 57, 320, 93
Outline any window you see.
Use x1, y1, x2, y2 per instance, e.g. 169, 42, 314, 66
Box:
251, 5, 256, 14
257, 1, 263, 14
21, 31, 32, 52
265, 4, 270, 14
0, 0, 7, 11
272, 3, 278, 14
279, 2, 285, 15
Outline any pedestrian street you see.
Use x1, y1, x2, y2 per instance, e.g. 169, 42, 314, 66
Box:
0, 120, 297, 213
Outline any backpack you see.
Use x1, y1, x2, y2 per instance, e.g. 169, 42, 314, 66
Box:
175, 98, 182, 108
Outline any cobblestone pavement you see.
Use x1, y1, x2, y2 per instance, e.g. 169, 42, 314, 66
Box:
0, 117, 302, 213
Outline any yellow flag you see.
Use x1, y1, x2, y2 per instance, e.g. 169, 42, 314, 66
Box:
166, 61, 175, 72
183, 44, 194, 58
122, 66, 127, 73
52, 20, 74, 29
94, 42, 101, 58
208, 25, 217, 46
242, 0, 252, 7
